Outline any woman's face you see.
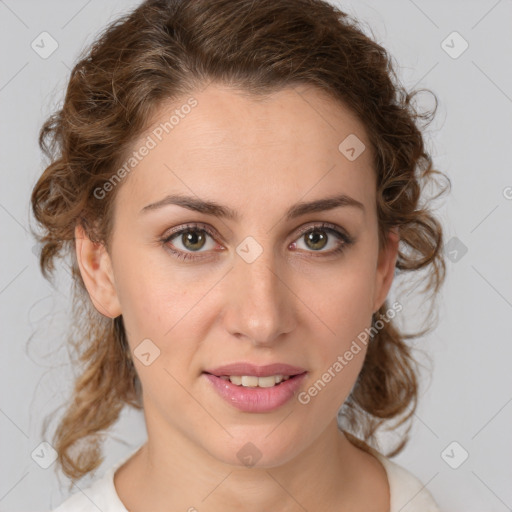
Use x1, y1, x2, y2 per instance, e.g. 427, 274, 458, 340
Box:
77, 83, 398, 467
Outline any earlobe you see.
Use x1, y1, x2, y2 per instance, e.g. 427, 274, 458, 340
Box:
372, 226, 400, 313
74, 224, 121, 318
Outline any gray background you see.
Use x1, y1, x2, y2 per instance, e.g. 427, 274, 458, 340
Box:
1, 0, 511, 510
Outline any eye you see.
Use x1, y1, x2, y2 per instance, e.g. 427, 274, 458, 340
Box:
161, 222, 354, 261
291, 223, 353, 256
161, 223, 219, 261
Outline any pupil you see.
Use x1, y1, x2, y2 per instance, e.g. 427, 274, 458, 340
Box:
307, 230, 327, 250
183, 230, 205, 251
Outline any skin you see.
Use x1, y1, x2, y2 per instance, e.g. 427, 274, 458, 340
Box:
75, 83, 399, 511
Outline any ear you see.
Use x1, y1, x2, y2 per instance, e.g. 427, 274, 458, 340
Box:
75, 224, 121, 318
372, 226, 399, 313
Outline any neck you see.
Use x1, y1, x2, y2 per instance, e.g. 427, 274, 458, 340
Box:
118, 414, 375, 511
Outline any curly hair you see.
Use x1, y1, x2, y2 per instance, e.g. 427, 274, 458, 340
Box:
30, 0, 449, 481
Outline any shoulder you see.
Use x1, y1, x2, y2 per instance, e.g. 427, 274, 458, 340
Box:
51, 445, 144, 512
51, 466, 126, 512
372, 451, 441, 512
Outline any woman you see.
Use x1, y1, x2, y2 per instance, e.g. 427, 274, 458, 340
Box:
31, 0, 448, 510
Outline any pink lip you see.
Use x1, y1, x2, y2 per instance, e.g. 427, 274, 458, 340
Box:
203, 362, 307, 377
203, 372, 308, 413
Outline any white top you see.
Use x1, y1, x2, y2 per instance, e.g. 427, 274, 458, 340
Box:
51, 444, 441, 512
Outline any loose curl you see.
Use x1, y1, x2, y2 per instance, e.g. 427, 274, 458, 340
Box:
30, 0, 449, 482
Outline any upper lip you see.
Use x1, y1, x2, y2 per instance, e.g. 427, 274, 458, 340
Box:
204, 363, 307, 377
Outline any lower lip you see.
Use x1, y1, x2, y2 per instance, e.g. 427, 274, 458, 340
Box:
203, 373, 308, 413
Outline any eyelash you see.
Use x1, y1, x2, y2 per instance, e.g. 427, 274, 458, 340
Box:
160, 222, 354, 261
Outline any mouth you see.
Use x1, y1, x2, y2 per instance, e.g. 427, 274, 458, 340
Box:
203, 362, 307, 378
206, 373, 302, 388
202, 364, 308, 413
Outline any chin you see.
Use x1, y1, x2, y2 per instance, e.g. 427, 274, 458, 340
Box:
205, 431, 304, 469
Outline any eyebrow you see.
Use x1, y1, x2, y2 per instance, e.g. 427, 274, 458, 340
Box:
140, 193, 365, 221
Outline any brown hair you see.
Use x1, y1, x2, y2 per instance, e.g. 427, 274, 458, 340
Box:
31, 0, 449, 481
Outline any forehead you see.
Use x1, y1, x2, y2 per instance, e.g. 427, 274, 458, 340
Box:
116, 83, 376, 218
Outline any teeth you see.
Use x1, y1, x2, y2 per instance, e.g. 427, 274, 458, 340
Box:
222, 375, 291, 387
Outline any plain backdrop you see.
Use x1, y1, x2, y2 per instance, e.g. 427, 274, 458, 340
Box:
0, 0, 511, 511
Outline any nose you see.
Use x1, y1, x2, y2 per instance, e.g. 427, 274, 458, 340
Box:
222, 240, 296, 346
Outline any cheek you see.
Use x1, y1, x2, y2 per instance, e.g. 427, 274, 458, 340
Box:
112, 248, 215, 360
110, 245, 176, 348
298, 253, 376, 398
299, 275, 373, 413
304, 259, 376, 342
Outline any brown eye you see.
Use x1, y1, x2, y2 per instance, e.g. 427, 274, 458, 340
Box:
162, 224, 218, 260
292, 223, 354, 257
303, 229, 329, 251
179, 229, 207, 251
